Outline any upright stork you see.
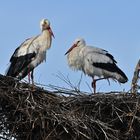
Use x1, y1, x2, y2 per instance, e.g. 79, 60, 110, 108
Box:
65, 38, 128, 93
6, 19, 54, 83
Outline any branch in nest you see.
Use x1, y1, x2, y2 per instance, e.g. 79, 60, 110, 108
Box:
131, 59, 140, 94
0, 74, 140, 140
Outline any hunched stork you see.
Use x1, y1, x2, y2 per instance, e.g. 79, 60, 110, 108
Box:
65, 38, 128, 93
6, 19, 54, 83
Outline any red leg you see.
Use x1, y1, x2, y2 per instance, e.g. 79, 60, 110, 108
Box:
91, 77, 96, 94
28, 72, 31, 83
31, 70, 34, 85
28, 66, 31, 83
91, 77, 110, 94
92, 80, 96, 94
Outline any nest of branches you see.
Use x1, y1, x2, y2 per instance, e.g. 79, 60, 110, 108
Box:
0, 74, 140, 140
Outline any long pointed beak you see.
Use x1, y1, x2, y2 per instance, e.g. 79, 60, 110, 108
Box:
65, 44, 77, 55
48, 26, 55, 38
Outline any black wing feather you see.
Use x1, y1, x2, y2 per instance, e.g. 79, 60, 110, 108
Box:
106, 53, 117, 63
6, 52, 36, 79
92, 62, 128, 81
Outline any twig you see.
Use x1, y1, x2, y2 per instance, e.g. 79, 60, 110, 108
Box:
131, 59, 140, 94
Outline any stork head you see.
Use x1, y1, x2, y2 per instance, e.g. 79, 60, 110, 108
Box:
65, 38, 86, 55
40, 19, 54, 38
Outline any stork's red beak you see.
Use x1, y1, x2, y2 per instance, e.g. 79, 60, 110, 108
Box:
48, 26, 55, 38
65, 44, 77, 55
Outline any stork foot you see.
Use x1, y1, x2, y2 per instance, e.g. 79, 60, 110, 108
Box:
91, 77, 110, 94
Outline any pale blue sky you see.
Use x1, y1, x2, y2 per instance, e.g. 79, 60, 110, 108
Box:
0, 1, 140, 93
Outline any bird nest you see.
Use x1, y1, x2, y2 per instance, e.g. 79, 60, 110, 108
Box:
0, 74, 140, 140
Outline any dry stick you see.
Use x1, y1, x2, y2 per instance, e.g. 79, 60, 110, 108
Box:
131, 59, 140, 94
126, 97, 140, 135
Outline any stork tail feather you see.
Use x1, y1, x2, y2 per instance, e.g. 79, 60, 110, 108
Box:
93, 62, 128, 83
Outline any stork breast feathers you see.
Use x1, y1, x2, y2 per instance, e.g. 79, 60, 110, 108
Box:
67, 47, 83, 70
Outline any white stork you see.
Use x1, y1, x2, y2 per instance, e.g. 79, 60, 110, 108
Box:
65, 38, 128, 93
6, 19, 54, 83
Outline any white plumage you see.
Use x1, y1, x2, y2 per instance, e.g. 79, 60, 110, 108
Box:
6, 19, 54, 83
65, 38, 128, 93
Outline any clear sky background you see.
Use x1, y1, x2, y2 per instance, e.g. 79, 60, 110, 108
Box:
0, 0, 140, 93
